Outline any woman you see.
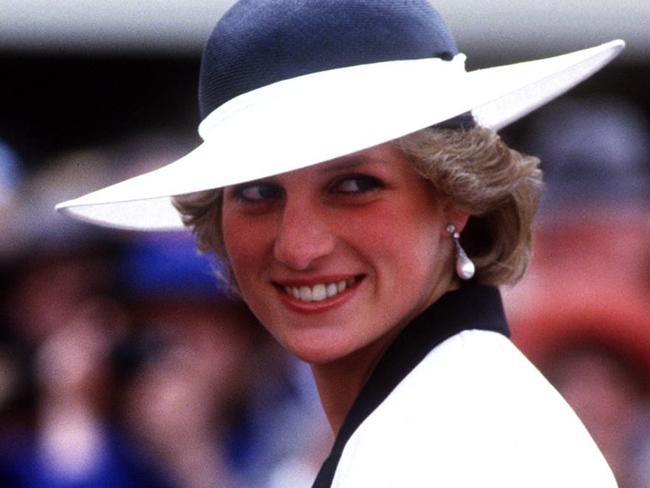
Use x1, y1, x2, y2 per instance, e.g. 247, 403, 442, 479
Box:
57, 1, 624, 485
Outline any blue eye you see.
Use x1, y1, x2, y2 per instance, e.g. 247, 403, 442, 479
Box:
331, 175, 383, 194
233, 182, 282, 202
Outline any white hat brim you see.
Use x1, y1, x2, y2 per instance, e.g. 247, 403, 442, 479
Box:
56, 40, 624, 231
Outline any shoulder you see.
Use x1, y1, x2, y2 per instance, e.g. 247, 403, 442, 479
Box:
333, 330, 617, 488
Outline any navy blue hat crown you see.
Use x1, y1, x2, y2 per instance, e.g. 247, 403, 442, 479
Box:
199, 0, 458, 119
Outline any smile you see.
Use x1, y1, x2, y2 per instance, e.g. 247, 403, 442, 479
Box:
276, 276, 361, 303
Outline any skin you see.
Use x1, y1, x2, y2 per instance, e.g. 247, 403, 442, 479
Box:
221, 142, 467, 432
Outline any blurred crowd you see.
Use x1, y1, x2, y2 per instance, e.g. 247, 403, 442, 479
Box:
0, 96, 649, 487
505, 97, 650, 488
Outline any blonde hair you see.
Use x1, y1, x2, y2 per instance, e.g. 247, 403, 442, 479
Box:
399, 126, 542, 285
173, 126, 542, 286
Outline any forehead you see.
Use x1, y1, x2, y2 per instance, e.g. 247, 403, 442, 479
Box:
272, 141, 411, 181
221, 141, 423, 194
321, 142, 405, 166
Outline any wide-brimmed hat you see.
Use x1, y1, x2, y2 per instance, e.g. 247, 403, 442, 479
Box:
56, 0, 624, 231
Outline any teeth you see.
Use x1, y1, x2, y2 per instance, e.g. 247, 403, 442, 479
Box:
299, 286, 312, 301
312, 284, 327, 301
326, 283, 338, 298
284, 278, 357, 302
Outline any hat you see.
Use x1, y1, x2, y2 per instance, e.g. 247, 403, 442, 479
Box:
56, 0, 625, 231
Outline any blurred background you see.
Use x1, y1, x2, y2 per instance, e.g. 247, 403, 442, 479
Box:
0, 1, 648, 487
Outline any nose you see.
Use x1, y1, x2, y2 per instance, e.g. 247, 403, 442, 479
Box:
273, 199, 336, 271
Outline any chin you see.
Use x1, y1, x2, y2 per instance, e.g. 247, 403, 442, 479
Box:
287, 342, 349, 365
280, 331, 359, 365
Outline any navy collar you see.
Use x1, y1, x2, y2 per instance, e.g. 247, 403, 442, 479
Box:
312, 282, 509, 487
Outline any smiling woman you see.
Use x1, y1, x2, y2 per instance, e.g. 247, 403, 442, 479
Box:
56, 0, 624, 486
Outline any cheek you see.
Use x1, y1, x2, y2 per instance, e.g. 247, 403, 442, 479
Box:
351, 211, 403, 256
343, 200, 444, 273
221, 211, 269, 277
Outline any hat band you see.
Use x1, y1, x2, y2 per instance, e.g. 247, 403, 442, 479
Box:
198, 54, 468, 141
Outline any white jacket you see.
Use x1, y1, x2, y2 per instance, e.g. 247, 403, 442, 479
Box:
312, 284, 617, 487
332, 330, 617, 487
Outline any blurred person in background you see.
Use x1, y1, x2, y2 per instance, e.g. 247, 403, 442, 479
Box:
114, 232, 259, 488
0, 138, 35, 484
504, 97, 650, 312
0, 239, 143, 487
0, 148, 168, 487
514, 297, 650, 488
505, 97, 650, 487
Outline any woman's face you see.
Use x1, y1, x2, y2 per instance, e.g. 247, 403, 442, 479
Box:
222, 143, 456, 364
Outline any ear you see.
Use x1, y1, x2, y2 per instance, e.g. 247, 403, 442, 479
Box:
442, 200, 469, 235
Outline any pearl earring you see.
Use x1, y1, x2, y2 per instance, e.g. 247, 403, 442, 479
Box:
446, 224, 475, 280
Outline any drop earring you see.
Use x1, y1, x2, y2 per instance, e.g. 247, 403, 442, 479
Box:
446, 224, 475, 280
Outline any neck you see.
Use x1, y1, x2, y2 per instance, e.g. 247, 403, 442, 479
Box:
312, 275, 458, 434
311, 336, 392, 433
311, 274, 459, 435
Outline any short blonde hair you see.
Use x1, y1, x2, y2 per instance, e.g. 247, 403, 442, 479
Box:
399, 126, 542, 285
173, 126, 542, 286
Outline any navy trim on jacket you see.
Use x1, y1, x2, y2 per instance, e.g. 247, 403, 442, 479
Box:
312, 282, 510, 487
